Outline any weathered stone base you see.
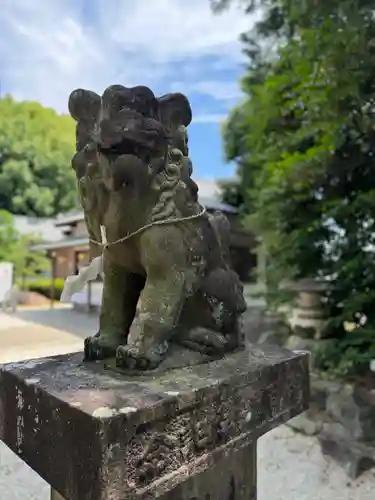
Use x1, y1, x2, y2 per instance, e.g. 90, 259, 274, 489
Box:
158, 442, 257, 500
0, 344, 309, 500
48, 443, 256, 500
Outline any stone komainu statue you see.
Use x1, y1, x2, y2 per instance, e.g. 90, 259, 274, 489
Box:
68, 85, 247, 370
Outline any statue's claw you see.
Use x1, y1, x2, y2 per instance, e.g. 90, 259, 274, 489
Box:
115, 344, 166, 371
84, 333, 121, 361
178, 327, 229, 355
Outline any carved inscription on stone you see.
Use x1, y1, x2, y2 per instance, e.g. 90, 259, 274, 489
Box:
124, 390, 265, 489
126, 414, 194, 488
123, 376, 288, 490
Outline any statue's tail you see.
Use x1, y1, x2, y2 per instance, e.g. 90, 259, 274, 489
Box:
201, 268, 247, 315
205, 210, 246, 314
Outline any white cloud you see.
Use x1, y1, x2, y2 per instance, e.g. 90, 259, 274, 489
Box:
170, 80, 242, 102
100, 0, 250, 61
193, 113, 227, 123
0, 0, 258, 112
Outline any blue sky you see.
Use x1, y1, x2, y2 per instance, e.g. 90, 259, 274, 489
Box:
0, 0, 258, 197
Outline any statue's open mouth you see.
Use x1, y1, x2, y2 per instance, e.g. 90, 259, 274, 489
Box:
98, 136, 142, 157
98, 107, 168, 163
98, 133, 160, 168
98, 127, 167, 167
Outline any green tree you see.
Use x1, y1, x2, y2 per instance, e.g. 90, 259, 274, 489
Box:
0, 95, 78, 217
0, 210, 19, 260
0, 210, 48, 284
212, 0, 375, 376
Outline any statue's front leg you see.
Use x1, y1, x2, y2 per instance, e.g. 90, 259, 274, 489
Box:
84, 257, 145, 361
116, 272, 186, 370
116, 227, 190, 370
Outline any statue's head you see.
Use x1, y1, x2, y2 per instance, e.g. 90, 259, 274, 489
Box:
68, 85, 192, 195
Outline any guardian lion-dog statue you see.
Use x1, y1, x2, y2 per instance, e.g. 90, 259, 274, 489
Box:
68, 85, 247, 371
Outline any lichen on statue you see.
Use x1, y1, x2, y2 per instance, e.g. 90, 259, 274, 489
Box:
68, 84, 247, 371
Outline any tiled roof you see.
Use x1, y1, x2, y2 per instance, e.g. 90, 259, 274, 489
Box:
14, 215, 64, 241
31, 237, 89, 252
55, 212, 84, 227
199, 196, 237, 214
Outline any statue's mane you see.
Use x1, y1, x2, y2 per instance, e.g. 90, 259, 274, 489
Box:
151, 154, 184, 222
150, 123, 200, 223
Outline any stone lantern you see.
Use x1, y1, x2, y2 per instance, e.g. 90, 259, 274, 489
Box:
287, 278, 331, 339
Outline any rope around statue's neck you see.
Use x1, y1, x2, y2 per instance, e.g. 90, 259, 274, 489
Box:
90, 207, 207, 249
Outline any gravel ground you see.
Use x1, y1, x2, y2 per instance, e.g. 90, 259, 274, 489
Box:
0, 443, 49, 500
258, 426, 375, 500
1, 424, 374, 499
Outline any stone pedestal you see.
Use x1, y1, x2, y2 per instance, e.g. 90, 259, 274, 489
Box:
0, 345, 309, 500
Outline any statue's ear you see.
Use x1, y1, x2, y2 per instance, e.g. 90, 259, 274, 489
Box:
68, 89, 101, 123
158, 93, 192, 130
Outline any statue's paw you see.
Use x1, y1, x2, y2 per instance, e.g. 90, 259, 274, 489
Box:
84, 333, 121, 361
115, 344, 164, 371
179, 327, 229, 355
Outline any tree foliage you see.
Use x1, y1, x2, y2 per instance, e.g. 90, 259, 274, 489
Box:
0, 210, 49, 282
212, 0, 375, 376
0, 95, 78, 217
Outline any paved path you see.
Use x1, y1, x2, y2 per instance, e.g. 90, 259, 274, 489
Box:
0, 308, 374, 499
0, 307, 98, 362
0, 307, 97, 499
